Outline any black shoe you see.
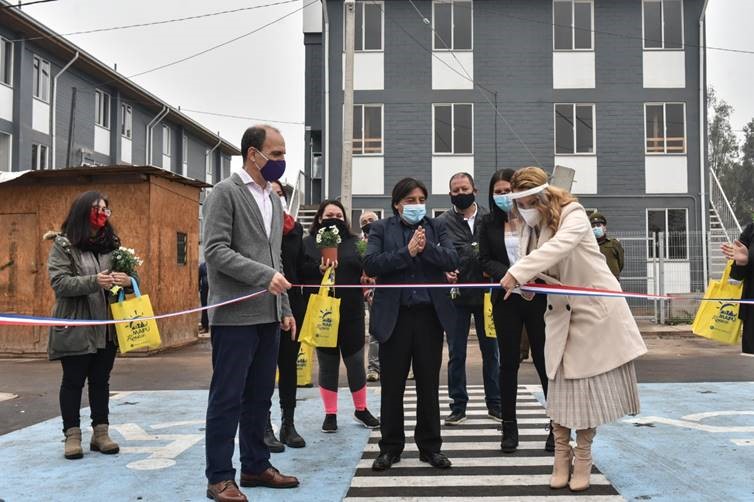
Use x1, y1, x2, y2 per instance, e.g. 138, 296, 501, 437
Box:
487, 407, 503, 422
354, 409, 380, 429
264, 413, 285, 453
372, 452, 400, 471
280, 417, 306, 448
545, 421, 555, 452
444, 411, 466, 426
321, 413, 338, 433
419, 451, 452, 469
500, 420, 519, 453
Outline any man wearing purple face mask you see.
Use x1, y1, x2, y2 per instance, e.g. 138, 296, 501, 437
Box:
203, 124, 298, 502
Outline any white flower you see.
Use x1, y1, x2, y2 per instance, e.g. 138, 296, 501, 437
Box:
316, 234, 322, 243
332, 227, 339, 235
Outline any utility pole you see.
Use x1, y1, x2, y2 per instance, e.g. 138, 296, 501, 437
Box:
341, 0, 355, 220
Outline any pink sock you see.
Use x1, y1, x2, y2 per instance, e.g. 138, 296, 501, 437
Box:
320, 387, 338, 414
352, 386, 367, 412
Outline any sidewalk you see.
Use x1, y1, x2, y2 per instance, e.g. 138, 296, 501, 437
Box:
636, 320, 694, 338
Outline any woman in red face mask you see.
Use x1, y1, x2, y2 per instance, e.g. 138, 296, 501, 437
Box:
45, 191, 138, 461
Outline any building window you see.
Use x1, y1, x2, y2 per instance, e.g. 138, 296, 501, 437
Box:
432, 0, 472, 51
555, 104, 594, 154
645, 103, 686, 154
353, 104, 383, 155
31, 143, 48, 170
205, 150, 213, 184
553, 0, 593, 50
176, 232, 188, 265
121, 104, 132, 138
0, 37, 13, 86
32, 55, 50, 102
351, 1, 383, 52
0, 132, 11, 171
643, 0, 684, 49
95, 90, 110, 129
162, 124, 171, 157
433, 103, 473, 154
647, 208, 688, 260
182, 134, 189, 173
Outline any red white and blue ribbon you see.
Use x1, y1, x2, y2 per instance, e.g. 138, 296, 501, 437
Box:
1, 282, 752, 327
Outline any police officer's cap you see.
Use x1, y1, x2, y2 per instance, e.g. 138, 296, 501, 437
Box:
589, 212, 607, 225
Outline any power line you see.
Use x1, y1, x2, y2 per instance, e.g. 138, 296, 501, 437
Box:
8, 0, 299, 43
125, 0, 317, 80
1, 0, 58, 9
403, 0, 543, 167
181, 109, 304, 126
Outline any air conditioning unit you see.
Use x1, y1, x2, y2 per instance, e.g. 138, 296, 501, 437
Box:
79, 148, 97, 167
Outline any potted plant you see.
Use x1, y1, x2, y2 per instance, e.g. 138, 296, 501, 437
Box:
316, 224, 342, 264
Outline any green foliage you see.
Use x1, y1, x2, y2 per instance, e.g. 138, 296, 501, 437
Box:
315, 225, 342, 249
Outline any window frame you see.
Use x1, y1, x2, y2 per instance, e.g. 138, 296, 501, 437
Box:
553, 103, 596, 155
346, 0, 384, 53
353, 103, 384, 156
432, 0, 474, 52
31, 143, 48, 170
432, 103, 474, 156
162, 124, 171, 157
0, 37, 13, 87
120, 103, 132, 139
552, 0, 595, 52
642, 0, 685, 50
94, 89, 111, 130
32, 55, 50, 102
645, 207, 689, 261
182, 134, 189, 175
644, 102, 687, 155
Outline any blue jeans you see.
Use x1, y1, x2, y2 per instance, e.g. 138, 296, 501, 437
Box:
447, 304, 501, 414
205, 323, 280, 484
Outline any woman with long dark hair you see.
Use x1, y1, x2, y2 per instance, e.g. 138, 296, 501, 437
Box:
301, 199, 380, 433
478, 169, 553, 454
46, 191, 136, 460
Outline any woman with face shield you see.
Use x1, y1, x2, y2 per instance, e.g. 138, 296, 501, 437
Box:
500, 167, 646, 492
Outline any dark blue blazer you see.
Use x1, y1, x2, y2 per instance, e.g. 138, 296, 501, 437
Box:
363, 215, 459, 343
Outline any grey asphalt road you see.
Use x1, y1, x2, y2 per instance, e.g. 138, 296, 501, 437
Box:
1, 335, 752, 436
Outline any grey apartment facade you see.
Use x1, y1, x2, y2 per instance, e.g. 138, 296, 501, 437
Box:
303, 0, 712, 297
0, 4, 238, 180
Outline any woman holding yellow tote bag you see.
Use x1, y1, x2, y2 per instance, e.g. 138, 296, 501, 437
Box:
722, 222, 754, 354
301, 200, 380, 434
46, 191, 138, 461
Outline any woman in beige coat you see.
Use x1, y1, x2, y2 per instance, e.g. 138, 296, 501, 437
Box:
500, 167, 646, 492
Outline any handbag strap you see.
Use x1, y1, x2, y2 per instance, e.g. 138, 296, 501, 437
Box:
117, 277, 141, 303
318, 266, 335, 296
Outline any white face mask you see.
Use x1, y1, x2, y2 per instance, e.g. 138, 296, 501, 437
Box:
279, 197, 288, 213
518, 207, 541, 227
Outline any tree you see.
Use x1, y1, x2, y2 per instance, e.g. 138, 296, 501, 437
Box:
733, 120, 754, 224
707, 87, 739, 176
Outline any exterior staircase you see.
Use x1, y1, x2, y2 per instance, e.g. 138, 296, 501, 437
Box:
297, 205, 318, 231
708, 207, 731, 279
708, 169, 742, 280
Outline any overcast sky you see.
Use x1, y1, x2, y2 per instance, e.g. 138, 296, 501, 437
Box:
21, 0, 754, 184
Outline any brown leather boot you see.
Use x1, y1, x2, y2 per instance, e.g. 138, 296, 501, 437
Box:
549, 423, 573, 489
569, 427, 596, 492
90, 424, 120, 454
240, 467, 299, 488
64, 427, 83, 460
207, 480, 247, 502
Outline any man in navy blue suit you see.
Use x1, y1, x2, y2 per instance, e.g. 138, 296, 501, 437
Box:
364, 177, 459, 472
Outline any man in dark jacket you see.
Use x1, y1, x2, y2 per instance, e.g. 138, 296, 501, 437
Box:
436, 173, 501, 425
723, 223, 754, 354
590, 212, 624, 279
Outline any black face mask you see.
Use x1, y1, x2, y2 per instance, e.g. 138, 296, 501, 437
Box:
361, 223, 372, 235
320, 218, 348, 235
451, 192, 476, 210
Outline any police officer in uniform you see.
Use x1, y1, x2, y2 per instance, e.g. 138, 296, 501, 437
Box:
589, 212, 624, 279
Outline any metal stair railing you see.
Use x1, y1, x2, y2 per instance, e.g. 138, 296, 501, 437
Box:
709, 169, 742, 242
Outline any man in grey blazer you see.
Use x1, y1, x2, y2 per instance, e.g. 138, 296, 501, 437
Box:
203, 125, 299, 502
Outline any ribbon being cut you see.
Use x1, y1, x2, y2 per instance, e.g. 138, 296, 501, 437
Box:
1, 282, 752, 328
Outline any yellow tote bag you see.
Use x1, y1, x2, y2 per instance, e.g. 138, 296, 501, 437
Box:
110, 278, 162, 353
296, 342, 314, 387
483, 290, 497, 339
692, 261, 743, 345
299, 266, 340, 348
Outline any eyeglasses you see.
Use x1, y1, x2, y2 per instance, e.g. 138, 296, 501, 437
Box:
91, 206, 112, 216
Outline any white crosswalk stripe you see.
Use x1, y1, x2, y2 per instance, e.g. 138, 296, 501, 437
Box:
346, 385, 623, 500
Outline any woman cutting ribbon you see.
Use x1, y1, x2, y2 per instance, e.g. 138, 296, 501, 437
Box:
499, 167, 647, 492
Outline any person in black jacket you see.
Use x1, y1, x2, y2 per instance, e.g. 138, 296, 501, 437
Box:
266, 180, 307, 451
478, 169, 553, 454
301, 199, 380, 434
436, 172, 501, 425
364, 177, 459, 472
722, 222, 754, 354
199, 262, 209, 334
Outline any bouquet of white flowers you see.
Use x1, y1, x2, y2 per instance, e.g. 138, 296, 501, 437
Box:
315, 225, 342, 249
111, 246, 143, 276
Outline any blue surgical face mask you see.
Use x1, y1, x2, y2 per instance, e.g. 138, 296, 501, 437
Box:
255, 150, 286, 182
401, 204, 426, 225
593, 226, 605, 239
493, 194, 513, 213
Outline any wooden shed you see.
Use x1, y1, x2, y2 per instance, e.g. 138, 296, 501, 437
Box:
0, 166, 209, 357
